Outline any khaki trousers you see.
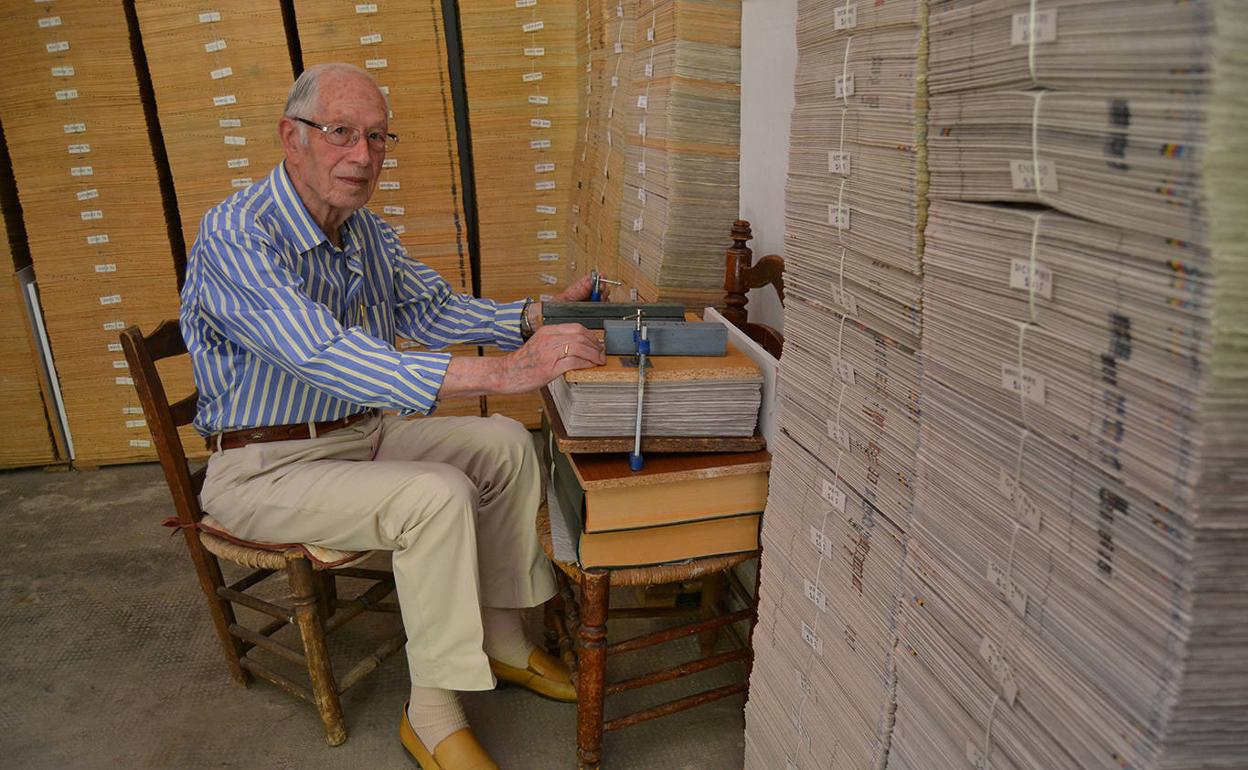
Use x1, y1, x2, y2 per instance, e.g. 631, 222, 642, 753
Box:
198, 412, 556, 691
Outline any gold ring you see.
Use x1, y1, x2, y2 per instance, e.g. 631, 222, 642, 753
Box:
561, 343, 570, 360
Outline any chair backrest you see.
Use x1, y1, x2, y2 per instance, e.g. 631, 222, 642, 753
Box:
722, 219, 785, 358
119, 320, 206, 527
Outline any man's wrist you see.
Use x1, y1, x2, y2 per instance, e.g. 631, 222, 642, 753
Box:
519, 297, 535, 339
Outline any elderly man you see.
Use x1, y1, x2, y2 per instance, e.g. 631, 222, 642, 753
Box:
180, 62, 605, 768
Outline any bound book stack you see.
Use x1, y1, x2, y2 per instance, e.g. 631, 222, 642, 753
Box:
745, 2, 927, 766
293, 0, 473, 294
568, 0, 637, 301
545, 428, 768, 568
891, 3, 1248, 770
0, 0, 198, 465
134, 0, 293, 249
615, 0, 742, 309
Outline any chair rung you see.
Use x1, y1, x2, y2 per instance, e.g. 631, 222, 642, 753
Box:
606, 648, 749, 695
324, 577, 397, 634
337, 632, 406, 694
230, 623, 305, 666
607, 607, 753, 656
218, 586, 293, 623
228, 568, 277, 594
236, 618, 289, 655
604, 681, 747, 732
239, 656, 313, 704
608, 606, 699, 620
331, 567, 393, 581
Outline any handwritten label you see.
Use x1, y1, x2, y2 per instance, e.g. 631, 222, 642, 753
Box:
70, 166, 93, 177
112, 360, 128, 370
803, 580, 828, 612
536, 204, 557, 215
103, 321, 125, 331
530, 139, 551, 149
827, 203, 850, 230
830, 356, 856, 386
826, 421, 851, 451
835, 74, 855, 99
80, 209, 103, 221
978, 637, 1019, 706
210, 66, 233, 80
535, 181, 556, 191
226, 158, 249, 169
63, 122, 86, 134
108, 343, 124, 353
820, 478, 847, 513
986, 562, 1029, 618
522, 20, 545, 32
365, 58, 388, 69
528, 94, 549, 105
378, 181, 400, 191
828, 151, 851, 176
46, 40, 70, 53
1009, 159, 1058, 193
829, 287, 858, 317
230, 178, 252, 188
1011, 9, 1058, 45
223, 135, 245, 146
213, 94, 237, 106
95, 263, 116, 273
76, 188, 99, 201
99, 294, 122, 306
537, 230, 557, 240
128, 439, 151, 448
87, 234, 109, 245
524, 46, 545, 57
1001, 364, 1047, 405
219, 118, 241, 128
516, 0, 537, 6
198, 11, 222, 23
383, 205, 405, 216
355, 3, 378, 13
122, 406, 143, 415
538, 252, 559, 262
204, 39, 227, 53
38, 15, 62, 28
55, 88, 78, 101
530, 118, 552, 128
997, 470, 1042, 530
51, 65, 75, 77
1008, 259, 1054, 300
522, 71, 544, 82
538, 273, 558, 285
116, 376, 134, 386
68, 143, 90, 154
382, 158, 398, 168
360, 33, 382, 45
125, 419, 146, 429
800, 622, 823, 655
637, 95, 648, 109
534, 162, 555, 173
834, 4, 858, 30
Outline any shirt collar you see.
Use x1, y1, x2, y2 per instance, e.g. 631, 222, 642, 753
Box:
270, 162, 331, 254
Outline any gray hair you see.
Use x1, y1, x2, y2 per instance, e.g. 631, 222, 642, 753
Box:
283, 63, 390, 144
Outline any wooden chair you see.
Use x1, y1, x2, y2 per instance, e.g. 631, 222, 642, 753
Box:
539, 219, 784, 768
119, 320, 406, 746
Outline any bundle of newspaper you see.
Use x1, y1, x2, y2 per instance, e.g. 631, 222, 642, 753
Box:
746, 430, 906, 770
746, 2, 929, 768
892, 2, 1248, 769
615, 0, 742, 309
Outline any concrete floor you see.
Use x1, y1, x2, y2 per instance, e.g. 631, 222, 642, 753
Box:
0, 462, 749, 769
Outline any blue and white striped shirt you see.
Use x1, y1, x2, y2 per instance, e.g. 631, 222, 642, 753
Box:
180, 162, 523, 435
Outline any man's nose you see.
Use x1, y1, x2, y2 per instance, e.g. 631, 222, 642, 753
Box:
346, 135, 373, 166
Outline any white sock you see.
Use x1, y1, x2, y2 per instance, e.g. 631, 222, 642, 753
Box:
408, 686, 469, 752
482, 606, 536, 669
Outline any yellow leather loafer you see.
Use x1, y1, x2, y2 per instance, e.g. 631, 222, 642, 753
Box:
399, 704, 499, 770
489, 648, 577, 702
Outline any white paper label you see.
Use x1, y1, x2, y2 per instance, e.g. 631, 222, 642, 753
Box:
537, 253, 559, 263
528, 94, 549, 105
355, 3, 378, 13
1001, 364, 1047, 405
834, 5, 858, 30
198, 11, 222, 23
800, 622, 823, 655
644, 63, 653, 78
80, 209, 103, 221
219, 118, 241, 128
522, 71, 543, 83
632, 217, 644, 232
70, 166, 93, 177
638, 161, 646, 175
112, 360, 128, 369
55, 88, 78, 101
1008, 259, 1054, 300
125, 419, 146, 429
116, 376, 134, 386
108, 343, 124, 353
128, 439, 151, 448
535, 205, 557, 215
382, 158, 398, 168
516, 0, 537, 7
538, 272, 558, 285
378, 181, 400, 191
204, 39, 227, 53
835, 74, 855, 99
383, 205, 405, 216
534, 162, 555, 173
122, 406, 143, 415
828, 151, 851, 176
637, 95, 648, 109
978, 637, 1019, 706
1011, 9, 1058, 46
38, 16, 62, 28
828, 203, 850, 230
829, 287, 858, 317
226, 158, 249, 169
1009, 159, 1058, 192
638, 121, 647, 138
103, 321, 125, 331
77, 188, 99, 201
830, 356, 856, 386
210, 66, 233, 80
638, 188, 647, 204
95, 263, 116, 273
987, 562, 1030, 618
820, 478, 847, 513
997, 470, 1042, 530
360, 33, 382, 45
392, 224, 406, 234
63, 122, 86, 134
803, 580, 828, 612
52, 65, 75, 77
46, 40, 70, 53
646, 26, 655, 41
87, 234, 110, 246
230, 178, 252, 188
524, 46, 545, 57
826, 421, 851, 451
530, 118, 551, 128
99, 294, 122, 305
632, 248, 641, 266
537, 230, 557, 240
365, 58, 388, 69
213, 94, 237, 106
223, 135, 245, 146
614, 42, 623, 54
68, 143, 90, 154
530, 139, 551, 149
522, 20, 545, 32
535, 181, 556, 191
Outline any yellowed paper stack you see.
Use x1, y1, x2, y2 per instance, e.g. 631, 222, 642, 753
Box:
0, 0, 199, 466
134, 0, 293, 249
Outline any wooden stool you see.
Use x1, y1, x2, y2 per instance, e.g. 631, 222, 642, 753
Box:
537, 509, 761, 769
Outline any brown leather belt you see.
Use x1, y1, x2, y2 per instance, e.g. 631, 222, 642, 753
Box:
208, 409, 375, 451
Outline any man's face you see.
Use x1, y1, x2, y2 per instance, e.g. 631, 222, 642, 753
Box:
280, 73, 389, 226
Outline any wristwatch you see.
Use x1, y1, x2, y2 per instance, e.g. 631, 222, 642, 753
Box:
519, 297, 535, 339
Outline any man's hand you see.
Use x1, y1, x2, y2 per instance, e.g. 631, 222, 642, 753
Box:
438, 323, 606, 399
498, 323, 605, 394
555, 273, 612, 303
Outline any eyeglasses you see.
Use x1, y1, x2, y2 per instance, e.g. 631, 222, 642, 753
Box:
293, 117, 399, 152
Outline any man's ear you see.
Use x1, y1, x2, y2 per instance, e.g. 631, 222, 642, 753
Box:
278, 117, 302, 156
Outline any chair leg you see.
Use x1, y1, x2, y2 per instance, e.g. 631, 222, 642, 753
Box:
576, 569, 610, 770
698, 572, 726, 658
286, 555, 347, 746
316, 571, 337, 621
183, 531, 250, 686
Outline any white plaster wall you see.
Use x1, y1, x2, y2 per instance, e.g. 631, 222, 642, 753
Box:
739, 0, 797, 332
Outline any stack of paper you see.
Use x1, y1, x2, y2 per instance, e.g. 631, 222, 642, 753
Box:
614, 0, 742, 310
134, 0, 293, 250
891, 2, 1248, 769
293, 0, 473, 294
0, 0, 199, 466
745, 3, 928, 767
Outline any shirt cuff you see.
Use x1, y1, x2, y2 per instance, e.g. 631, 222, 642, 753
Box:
493, 299, 526, 351
394, 351, 453, 415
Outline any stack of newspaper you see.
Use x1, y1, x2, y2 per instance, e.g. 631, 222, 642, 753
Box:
891, 2, 1247, 769
745, 2, 928, 768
